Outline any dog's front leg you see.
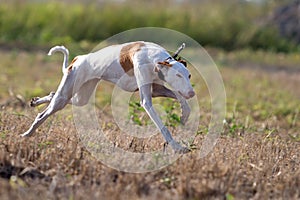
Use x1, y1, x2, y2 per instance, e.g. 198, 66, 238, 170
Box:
139, 84, 190, 153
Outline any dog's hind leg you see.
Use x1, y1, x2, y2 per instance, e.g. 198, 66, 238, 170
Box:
22, 72, 76, 137
22, 93, 70, 137
30, 78, 99, 108
30, 92, 55, 107
70, 78, 99, 106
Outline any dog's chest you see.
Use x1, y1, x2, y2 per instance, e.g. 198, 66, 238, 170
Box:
115, 74, 138, 92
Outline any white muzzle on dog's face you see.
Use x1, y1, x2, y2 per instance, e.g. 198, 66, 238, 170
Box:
178, 90, 195, 99
162, 61, 195, 99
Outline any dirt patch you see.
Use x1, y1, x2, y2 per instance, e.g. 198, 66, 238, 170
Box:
0, 100, 299, 199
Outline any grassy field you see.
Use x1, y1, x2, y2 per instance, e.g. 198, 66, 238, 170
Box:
0, 1, 298, 52
0, 44, 299, 199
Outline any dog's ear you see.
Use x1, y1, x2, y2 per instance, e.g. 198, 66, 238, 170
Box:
178, 59, 187, 67
157, 61, 172, 67
155, 61, 173, 72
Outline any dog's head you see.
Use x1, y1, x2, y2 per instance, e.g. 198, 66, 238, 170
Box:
155, 59, 195, 99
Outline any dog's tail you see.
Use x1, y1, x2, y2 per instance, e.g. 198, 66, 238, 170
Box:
48, 46, 69, 73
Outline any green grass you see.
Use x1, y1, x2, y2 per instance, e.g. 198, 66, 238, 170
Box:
223, 66, 300, 133
0, 1, 298, 52
215, 48, 300, 69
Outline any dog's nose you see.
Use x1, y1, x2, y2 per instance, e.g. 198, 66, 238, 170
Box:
188, 90, 195, 98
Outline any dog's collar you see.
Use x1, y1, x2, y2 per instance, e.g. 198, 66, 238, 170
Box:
166, 56, 173, 60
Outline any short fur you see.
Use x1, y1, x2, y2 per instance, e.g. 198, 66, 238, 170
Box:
119, 42, 145, 76
22, 41, 195, 153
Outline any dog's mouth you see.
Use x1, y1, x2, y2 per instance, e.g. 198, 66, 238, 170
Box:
178, 91, 190, 99
178, 91, 195, 99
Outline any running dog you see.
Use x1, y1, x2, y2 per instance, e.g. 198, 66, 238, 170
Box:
22, 41, 195, 153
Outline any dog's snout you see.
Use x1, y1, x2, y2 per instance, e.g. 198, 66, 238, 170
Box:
188, 90, 195, 98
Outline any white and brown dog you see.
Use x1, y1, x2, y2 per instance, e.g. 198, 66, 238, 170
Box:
22, 41, 195, 153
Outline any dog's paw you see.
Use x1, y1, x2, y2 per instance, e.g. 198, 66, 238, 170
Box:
30, 97, 40, 107
170, 140, 191, 154
21, 131, 31, 137
175, 146, 191, 154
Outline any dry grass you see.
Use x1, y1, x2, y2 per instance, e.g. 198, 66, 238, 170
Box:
0, 49, 299, 199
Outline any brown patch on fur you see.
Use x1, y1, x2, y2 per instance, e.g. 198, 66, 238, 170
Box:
157, 61, 172, 67
70, 57, 78, 65
67, 65, 73, 72
67, 57, 78, 73
120, 42, 145, 76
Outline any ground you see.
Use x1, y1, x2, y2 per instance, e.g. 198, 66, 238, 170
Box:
0, 48, 299, 199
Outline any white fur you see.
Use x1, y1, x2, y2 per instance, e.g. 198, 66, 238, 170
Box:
48, 46, 69, 73
22, 41, 195, 153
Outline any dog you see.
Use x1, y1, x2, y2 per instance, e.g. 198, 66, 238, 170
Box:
22, 41, 195, 153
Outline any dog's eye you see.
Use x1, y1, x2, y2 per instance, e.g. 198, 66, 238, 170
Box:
176, 74, 182, 78
189, 74, 191, 79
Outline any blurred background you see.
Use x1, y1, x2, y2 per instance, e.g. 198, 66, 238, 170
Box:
0, 0, 299, 53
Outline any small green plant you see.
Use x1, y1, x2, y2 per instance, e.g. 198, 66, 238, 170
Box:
159, 176, 176, 188
197, 125, 209, 135
128, 101, 149, 126
223, 116, 246, 137
37, 141, 53, 149
288, 134, 300, 142
164, 100, 181, 128
226, 193, 235, 200
128, 99, 181, 128
0, 131, 7, 139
